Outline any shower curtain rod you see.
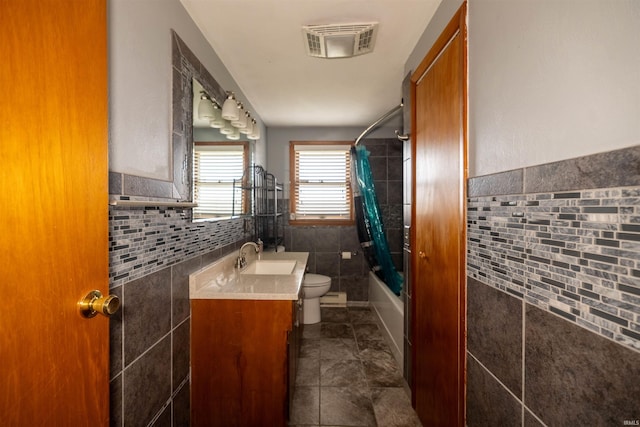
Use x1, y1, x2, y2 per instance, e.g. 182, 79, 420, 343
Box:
354, 101, 404, 146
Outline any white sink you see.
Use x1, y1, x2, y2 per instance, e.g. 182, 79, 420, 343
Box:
240, 260, 297, 275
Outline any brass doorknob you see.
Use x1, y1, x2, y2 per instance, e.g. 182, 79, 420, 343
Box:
79, 290, 120, 318
419, 251, 428, 260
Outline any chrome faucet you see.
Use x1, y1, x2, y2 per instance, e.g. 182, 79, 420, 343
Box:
235, 241, 260, 269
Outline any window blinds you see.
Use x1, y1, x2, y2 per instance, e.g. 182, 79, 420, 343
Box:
292, 144, 352, 220
193, 146, 245, 218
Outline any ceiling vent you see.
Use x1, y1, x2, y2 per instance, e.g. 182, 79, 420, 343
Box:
302, 22, 378, 59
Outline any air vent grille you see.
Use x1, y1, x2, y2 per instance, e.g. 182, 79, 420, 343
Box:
306, 33, 322, 56
302, 22, 378, 58
358, 28, 375, 51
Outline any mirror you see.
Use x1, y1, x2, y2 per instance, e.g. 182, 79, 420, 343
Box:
193, 79, 252, 220
171, 30, 254, 221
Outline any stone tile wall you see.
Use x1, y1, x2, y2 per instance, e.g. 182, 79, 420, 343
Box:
108, 204, 251, 426
467, 146, 640, 425
362, 137, 405, 270
109, 204, 250, 288
468, 277, 640, 425
284, 220, 368, 301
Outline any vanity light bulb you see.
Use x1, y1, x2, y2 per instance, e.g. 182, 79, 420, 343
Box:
227, 127, 241, 140
198, 98, 216, 119
248, 123, 260, 140
221, 97, 240, 121
209, 108, 224, 128
231, 109, 247, 129
220, 120, 234, 135
240, 120, 252, 135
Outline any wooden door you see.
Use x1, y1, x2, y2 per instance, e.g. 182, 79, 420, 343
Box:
0, 0, 109, 424
410, 3, 467, 426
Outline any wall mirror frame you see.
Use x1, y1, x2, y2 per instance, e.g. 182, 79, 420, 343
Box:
171, 29, 254, 221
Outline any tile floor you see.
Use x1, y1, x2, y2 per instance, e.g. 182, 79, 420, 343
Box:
289, 306, 422, 427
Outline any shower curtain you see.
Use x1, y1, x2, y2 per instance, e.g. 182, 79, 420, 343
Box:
350, 145, 403, 295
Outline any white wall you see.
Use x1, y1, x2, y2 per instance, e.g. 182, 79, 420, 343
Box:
469, 0, 640, 177
109, 0, 266, 180
267, 126, 397, 198
405, 0, 640, 178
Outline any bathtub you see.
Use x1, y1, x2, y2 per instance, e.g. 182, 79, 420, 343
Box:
368, 271, 404, 370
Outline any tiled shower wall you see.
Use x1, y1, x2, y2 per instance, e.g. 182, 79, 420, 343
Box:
108, 204, 251, 426
466, 146, 640, 426
283, 137, 404, 303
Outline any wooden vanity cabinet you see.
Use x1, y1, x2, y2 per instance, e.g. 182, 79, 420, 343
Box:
288, 297, 303, 416
191, 296, 303, 426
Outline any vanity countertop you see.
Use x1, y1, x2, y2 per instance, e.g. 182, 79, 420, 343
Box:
189, 251, 308, 300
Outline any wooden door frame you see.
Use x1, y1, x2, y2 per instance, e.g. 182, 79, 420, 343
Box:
410, 2, 468, 425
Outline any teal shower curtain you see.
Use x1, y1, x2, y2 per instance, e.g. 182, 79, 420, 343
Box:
351, 144, 403, 295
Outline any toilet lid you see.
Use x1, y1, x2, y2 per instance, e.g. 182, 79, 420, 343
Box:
304, 273, 331, 287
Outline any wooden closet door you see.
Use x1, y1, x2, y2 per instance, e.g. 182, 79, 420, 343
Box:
410, 3, 467, 426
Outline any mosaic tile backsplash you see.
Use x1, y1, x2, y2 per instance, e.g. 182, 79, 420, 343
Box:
468, 187, 640, 351
109, 206, 250, 288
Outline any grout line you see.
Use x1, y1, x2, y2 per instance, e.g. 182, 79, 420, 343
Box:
316, 307, 414, 426
317, 359, 321, 425
120, 288, 125, 427
522, 298, 526, 427
521, 303, 549, 427
467, 352, 522, 409
169, 267, 174, 420
523, 405, 548, 427
121, 329, 173, 370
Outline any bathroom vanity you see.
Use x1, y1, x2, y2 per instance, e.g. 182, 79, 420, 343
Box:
189, 251, 308, 426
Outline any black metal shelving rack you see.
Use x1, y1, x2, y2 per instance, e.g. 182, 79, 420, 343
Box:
252, 166, 284, 249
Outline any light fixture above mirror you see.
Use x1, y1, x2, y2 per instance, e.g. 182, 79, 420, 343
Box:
221, 92, 240, 121
248, 119, 260, 140
197, 92, 216, 119
196, 87, 260, 141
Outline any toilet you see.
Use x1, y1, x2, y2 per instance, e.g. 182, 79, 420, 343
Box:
302, 273, 332, 324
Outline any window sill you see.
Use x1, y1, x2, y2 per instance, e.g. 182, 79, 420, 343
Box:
289, 218, 355, 227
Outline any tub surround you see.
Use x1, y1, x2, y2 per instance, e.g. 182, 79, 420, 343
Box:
189, 251, 308, 300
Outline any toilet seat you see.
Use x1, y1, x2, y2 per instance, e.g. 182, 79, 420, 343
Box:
304, 273, 331, 287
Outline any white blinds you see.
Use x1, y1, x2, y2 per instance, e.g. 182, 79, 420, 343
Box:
293, 144, 352, 220
193, 145, 245, 218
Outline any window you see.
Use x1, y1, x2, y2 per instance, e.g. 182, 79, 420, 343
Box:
289, 141, 353, 225
193, 142, 249, 219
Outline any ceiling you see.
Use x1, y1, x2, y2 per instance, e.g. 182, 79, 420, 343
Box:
180, 0, 441, 128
